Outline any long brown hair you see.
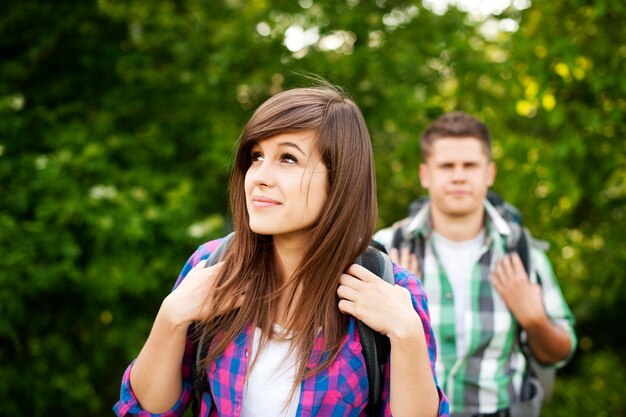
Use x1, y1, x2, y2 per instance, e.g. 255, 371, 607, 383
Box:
198, 85, 377, 385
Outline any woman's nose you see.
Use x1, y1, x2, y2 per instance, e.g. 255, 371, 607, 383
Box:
250, 160, 276, 187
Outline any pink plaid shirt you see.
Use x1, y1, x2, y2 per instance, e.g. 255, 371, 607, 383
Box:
113, 237, 450, 417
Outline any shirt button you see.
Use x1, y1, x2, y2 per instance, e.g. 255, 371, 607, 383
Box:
445, 335, 454, 343
445, 292, 453, 300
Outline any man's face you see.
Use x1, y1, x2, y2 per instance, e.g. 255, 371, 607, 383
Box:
419, 137, 495, 219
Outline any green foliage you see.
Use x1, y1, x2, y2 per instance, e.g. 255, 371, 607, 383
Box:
0, 0, 623, 415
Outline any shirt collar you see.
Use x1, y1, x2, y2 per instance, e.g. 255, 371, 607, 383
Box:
406, 197, 512, 238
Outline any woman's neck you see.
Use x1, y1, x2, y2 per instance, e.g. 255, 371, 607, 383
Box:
273, 235, 308, 280
272, 235, 307, 328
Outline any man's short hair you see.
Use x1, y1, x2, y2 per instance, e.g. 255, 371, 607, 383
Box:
420, 111, 491, 161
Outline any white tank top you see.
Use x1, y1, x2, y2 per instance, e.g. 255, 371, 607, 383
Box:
241, 324, 300, 417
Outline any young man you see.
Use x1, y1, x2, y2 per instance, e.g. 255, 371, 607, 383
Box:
374, 111, 576, 417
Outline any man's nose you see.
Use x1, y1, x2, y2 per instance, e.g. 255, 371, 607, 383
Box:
451, 166, 466, 181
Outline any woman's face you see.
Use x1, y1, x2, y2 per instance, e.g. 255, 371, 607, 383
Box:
244, 131, 329, 242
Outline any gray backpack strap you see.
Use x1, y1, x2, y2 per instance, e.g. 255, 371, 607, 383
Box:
205, 231, 235, 267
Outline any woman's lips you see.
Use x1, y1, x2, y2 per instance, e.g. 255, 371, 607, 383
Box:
252, 196, 281, 207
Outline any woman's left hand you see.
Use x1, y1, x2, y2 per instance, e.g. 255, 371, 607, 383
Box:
337, 263, 424, 338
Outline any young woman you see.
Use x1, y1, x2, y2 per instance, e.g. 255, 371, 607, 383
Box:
113, 86, 449, 417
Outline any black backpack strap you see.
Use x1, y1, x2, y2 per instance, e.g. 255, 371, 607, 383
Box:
392, 226, 426, 279
355, 246, 394, 417
513, 227, 531, 277
191, 232, 235, 417
191, 332, 211, 417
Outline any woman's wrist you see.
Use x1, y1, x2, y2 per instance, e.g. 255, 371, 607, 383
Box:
159, 294, 194, 330
387, 313, 425, 346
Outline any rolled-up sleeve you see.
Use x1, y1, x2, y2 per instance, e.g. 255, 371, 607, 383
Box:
532, 247, 577, 367
113, 359, 195, 417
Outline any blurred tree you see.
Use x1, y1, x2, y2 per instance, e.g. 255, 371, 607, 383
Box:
0, 0, 623, 415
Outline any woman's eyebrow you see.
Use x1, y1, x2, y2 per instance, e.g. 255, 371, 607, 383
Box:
277, 141, 307, 155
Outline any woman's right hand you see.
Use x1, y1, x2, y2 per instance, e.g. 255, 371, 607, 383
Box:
161, 260, 225, 327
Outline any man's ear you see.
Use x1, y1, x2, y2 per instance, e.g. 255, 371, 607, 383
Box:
419, 163, 430, 188
487, 161, 496, 186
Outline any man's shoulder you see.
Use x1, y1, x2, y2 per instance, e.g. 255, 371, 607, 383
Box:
373, 216, 413, 248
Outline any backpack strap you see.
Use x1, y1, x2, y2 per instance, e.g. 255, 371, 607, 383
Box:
389, 218, 426, 279
191, 232, 235, 417
355, 246, 395, 417
507, 224, 531, 278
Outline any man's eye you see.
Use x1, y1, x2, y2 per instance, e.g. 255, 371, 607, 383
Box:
281, 153, 298, 164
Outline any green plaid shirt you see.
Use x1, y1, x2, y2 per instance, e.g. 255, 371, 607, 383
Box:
375, 200, 577, 414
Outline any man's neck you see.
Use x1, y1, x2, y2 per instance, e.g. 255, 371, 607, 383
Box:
430, 205, 485, 242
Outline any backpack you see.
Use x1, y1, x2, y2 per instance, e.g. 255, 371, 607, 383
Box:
191, 232, 395, 417
397, 191, 555, 410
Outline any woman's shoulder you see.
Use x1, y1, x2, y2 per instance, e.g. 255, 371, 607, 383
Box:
173, 235, 231, 289
196, 235, 230, 261
186, 236, 227, 267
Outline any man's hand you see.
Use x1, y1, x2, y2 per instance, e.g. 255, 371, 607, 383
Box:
491, 253, 546, 329
389, 246, 421, 279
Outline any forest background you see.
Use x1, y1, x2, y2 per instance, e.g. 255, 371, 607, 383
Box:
1, 0, 624, 416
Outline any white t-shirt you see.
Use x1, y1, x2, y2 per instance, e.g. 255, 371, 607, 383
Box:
241, 324, 300, 417
432, 230, 485, 356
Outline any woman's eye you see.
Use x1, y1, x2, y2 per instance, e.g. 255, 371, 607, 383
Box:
281, 153, 298, 164
250, 151, 263, 162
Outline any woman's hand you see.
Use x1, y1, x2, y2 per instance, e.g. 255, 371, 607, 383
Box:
162, 260, 225, 327
337, 263, 424, 339
338, 263, 440, 417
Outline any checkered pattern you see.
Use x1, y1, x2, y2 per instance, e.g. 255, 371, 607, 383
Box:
113, 237, 450, 417
374, 201, 577, 414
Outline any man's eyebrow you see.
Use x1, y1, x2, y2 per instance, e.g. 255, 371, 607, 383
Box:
436, 159, 480, 165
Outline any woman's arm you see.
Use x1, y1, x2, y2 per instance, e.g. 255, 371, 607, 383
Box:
338, 263, 442, 417
386, 309, 440, 417
128, 259, 223, 413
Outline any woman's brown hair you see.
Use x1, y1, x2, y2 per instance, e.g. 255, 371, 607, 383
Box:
197, 85, 377, 387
